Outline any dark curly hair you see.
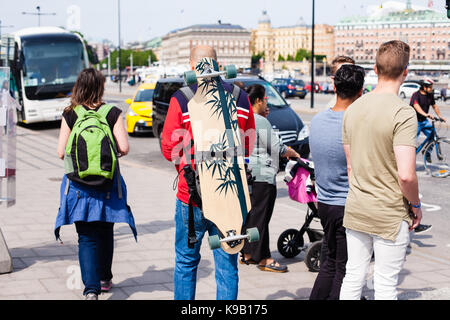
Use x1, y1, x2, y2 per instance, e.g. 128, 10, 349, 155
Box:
334, 64, 365, 100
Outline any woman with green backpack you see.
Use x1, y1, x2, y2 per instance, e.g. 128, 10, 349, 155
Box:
54, 68, 137, 300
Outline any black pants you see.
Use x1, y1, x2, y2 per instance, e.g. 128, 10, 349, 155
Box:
242, 182, 277, 263
309, 202, 347, 300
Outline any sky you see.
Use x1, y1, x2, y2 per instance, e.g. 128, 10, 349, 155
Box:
0, 0, 447, 44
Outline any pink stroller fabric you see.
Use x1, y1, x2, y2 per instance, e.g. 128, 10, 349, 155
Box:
286, 164, 317, 204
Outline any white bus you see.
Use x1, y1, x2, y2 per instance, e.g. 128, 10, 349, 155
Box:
5, 27, 89, 123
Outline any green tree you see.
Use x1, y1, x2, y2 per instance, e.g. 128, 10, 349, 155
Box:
101, 49, 158, 70
315, 54, 327, 61
277, 54, 285, 62
295, 48, 311, 61
251, 52, 265, 68
72, 31, 99, 65
294, 48, 328, 62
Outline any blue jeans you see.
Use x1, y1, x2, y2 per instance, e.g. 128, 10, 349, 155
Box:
174, 199, 239, 300
417, 120, 434, 153
75, 221, 114, 295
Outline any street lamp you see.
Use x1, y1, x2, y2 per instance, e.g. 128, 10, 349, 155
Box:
118, 0, 122, 93
310, 0, 315, 109
22, 6, 56, 27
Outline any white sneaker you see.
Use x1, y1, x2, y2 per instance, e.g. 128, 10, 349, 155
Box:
85, 293, 98, 300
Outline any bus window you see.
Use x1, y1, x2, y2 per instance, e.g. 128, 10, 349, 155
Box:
21, 35, 86, 100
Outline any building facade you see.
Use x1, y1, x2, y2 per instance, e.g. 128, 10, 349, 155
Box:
91, 41, 111, 63
161, 23, 251, 69
335, 2, 450, 63
251, 11, 335, 67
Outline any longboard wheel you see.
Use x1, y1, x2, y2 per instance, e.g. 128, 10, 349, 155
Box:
208, 235, 221, 250
184, 70, 197, 85
224, 65, 237, 79
246, 228, 260, 243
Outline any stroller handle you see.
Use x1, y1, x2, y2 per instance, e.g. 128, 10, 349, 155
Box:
290, 158, 315, 177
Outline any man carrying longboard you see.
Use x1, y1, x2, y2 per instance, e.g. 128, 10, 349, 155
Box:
161, 45, 256, 300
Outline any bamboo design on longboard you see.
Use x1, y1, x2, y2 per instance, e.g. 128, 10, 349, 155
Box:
185, 58, 259, 254
196, 60, 240, 196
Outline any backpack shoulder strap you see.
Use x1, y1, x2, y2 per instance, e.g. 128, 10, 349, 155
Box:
97, 104, 122, 198
179, 86, 195, 102
232, 84, 242, 102
73, 105, 87, 118
96, 104, 114, 119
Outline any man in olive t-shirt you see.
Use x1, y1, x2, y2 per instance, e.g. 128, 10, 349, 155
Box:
339, 41, 422, 301
342, 93, 417, 241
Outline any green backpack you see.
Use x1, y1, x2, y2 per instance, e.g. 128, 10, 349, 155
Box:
64, 105, 120, 192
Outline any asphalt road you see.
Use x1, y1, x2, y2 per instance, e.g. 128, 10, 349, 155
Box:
20, 92, 450, 264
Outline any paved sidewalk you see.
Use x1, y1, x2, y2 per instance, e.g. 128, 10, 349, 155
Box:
105, 81, 139, 98
1, 125, 450, 300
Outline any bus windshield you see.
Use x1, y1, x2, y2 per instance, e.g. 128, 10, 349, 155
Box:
21, 35, 86, 100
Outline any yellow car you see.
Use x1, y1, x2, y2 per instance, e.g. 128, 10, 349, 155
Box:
125, 83, 155, 135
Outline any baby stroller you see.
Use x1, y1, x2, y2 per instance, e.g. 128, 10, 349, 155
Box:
277, 158, 323, 272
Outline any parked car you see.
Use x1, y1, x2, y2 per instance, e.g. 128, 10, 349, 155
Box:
305, 82, 322, 93
321, 81, 334, 94
399, 80, 440, 101
271, 78, 307, 99
399, 82, 420, 99
152, 75, 310, 159
152, 79, 184, 146
433, 88, 441, 101
125, 82, 155, 135
439, 87, 448, 102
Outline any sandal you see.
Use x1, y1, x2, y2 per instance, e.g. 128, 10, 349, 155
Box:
258, 261, 288, 273
239, 255, 258, 265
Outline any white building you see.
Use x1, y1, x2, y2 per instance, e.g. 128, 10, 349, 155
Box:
161, 23, 251, 69
334, 0, 450, 63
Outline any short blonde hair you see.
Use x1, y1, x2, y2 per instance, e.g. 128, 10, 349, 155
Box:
376, 41, 410, 80
331, 56, 355, 75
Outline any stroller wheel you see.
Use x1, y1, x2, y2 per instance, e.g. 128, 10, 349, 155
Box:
305, 241, 322, 272
277, 229, 303, 258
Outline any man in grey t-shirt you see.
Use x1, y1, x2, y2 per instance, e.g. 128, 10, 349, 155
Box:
309, 64, 365, 300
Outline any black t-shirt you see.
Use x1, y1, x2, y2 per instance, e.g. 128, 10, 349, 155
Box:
410, 91, 435, 123
63, 105, 122, 131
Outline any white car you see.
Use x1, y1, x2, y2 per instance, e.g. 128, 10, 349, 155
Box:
399, 82, 420, 99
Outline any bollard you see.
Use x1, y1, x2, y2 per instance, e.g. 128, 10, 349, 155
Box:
0, 228, 12, 274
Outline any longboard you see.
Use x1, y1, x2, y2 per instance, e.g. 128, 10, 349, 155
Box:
184, 58, 259, 255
